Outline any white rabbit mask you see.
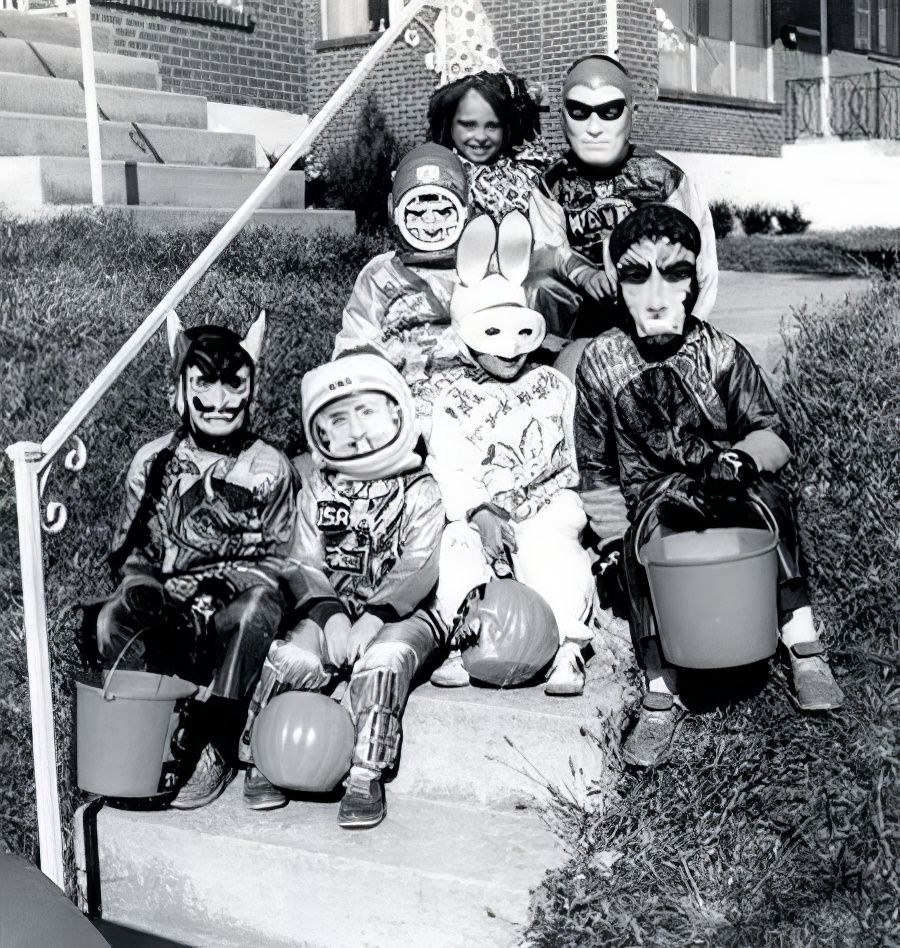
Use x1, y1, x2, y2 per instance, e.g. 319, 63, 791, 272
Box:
450, 212, 546, 366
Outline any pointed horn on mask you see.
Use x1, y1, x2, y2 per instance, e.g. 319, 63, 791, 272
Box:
166, 309, 183, 359
240, 310, 266, 365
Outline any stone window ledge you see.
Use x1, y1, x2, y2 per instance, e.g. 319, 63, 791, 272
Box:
314, 33, 380, 52
657, 89, 782, 113
93, 0, 255, 31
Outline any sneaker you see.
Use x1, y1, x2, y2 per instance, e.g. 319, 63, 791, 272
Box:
338, 773, 385, 830
170, 742, 235, 810
430, 650, 470, 688
787, 641, 844, 711
242, 766, 287, 811
544, 643, 586, 696
621, 693, 681, 768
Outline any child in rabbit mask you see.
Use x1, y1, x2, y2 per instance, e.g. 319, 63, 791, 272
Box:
421, 211, 599, 694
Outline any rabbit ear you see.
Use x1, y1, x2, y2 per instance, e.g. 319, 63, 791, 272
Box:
455, 215, 496, 286
496, 211, 533, 287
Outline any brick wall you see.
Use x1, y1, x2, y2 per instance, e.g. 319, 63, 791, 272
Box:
91, 1, 306, 112
636, 100, 784, 156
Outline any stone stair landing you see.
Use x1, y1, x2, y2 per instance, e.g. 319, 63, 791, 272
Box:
77, 626, 634, 948
0, 8, 352, 232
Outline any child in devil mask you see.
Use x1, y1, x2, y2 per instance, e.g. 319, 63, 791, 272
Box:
574, 204, 843, 768
95, 312, 319, 809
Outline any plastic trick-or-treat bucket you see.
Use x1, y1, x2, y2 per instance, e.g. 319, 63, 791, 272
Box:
76, 631, 197, 798
637, 498, 780, 669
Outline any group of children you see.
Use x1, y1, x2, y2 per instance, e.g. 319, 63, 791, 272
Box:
95, 54, 844, 830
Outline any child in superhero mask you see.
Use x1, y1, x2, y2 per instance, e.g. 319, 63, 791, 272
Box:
421, 212, 602, 695
530, 53, 718, 346
574, 204, 844, 767
95, 312, 320, 809
331, 144, 472, 405
427, 70, 554, 221
239, 354, 446, 829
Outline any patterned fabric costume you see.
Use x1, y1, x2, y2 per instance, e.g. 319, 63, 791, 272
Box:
574, 317, 811, 661
99, 430, 302, 700
459, 140, 556, 221
424, 363, 595, 645
530, 146, 718, 335
240, 455, 446, 774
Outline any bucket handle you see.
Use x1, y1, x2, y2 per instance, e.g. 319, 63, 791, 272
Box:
101, 629, 146, 702
634, 491, 780, 568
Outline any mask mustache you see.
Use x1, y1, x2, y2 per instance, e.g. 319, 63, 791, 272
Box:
191, 396, 246, 419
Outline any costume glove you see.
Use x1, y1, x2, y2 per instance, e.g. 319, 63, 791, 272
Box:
702, 448, 759, 498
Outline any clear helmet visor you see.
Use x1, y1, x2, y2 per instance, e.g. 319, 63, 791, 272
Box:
310, 390, 404, 463
395, 186, 466, 251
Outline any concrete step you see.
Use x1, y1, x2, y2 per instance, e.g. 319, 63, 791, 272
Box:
391, 642, 632, 811
0, 8, 116, 53
0, 112, 256, 166
0, 157, 305, 208
82, 789, 563, 948
0, 36, 159, 89
0, 71, 207, 127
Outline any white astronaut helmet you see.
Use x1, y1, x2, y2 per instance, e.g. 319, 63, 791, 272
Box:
301, 353, 421, 481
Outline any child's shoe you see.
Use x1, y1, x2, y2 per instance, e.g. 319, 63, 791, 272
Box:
621, 693, 681, 767
430, 649, 470, 687
242, 766, 287, 811
338, 770, 385, 829
787, 641, 844, 711
170, 742, 235, 810
544, 642, 586, 696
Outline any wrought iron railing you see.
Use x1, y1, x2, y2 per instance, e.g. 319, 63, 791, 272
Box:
786, 69, 900, 140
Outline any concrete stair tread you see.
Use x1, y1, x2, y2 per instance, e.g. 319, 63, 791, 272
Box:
0, 9, 116, 52
90, 789, 562, 947
0, 112, 256, 166
0, 71, 207, 127
0, 156, 306, 209
0, 36, 160, 89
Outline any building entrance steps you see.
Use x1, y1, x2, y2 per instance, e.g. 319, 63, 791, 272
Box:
74, 621, 635, 947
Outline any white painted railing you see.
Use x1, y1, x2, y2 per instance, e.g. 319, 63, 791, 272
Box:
7, 0, 440, 889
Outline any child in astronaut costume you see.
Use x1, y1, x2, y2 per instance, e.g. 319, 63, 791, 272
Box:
423, 211, 597, 695
331, 144, 471, 401
239, 355, 446, 829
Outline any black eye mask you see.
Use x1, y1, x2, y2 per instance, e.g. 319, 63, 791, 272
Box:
564, 97, 627, 122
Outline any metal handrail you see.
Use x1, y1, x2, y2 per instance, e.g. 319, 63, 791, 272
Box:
7, 0, 439, 888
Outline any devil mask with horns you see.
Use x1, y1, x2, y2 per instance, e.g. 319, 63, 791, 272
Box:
166, 310, 266, 451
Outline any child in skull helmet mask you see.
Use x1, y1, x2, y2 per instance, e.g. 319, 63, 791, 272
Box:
332, 144, 471, 407
239, 354, 446, 829
422, 212, 604, 695
530, 53, 717, 346
95, 312, 321, 809
574, 204, 844, 768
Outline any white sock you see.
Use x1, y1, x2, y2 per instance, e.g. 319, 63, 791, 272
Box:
780, 606, 818, 649
643, 638, 680, 696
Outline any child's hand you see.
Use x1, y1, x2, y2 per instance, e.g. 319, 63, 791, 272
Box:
469, 505, 517, 573
702, 448, 759, 498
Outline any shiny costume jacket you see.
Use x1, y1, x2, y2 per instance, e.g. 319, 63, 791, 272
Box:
574, 319, 789, 520
290, 453, 444, 622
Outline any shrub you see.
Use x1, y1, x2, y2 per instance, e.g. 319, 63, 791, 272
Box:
0, 210, 388, 864
709, 199, 736, 238
304, 92, 401, 235
736, 203, 776, 235
775, 203, 811, 235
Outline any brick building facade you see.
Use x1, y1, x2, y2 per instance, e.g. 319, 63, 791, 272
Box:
87, 0, 899, 158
